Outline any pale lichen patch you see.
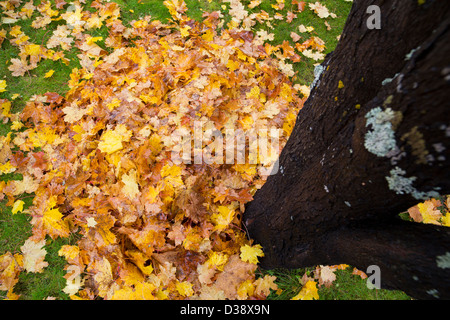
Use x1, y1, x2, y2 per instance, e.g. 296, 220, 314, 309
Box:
385, 166, 440, 200
364, 107, 397, 157
427, 289, 439, 299
436, 252, 450, 269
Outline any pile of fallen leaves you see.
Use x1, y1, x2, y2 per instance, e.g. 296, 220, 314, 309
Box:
1, 0, 448, 300
0, 0, 311, 299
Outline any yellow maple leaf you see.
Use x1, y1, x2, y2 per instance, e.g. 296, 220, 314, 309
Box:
58, 245, 80, 261
126, 250, 154, 276
98, 129, 124, 154
180, 25, 191, 38
9, 26, 22, 37
0, 252, 23, 291
240, 244, 264, 264
107, 98, 121, 111
246, 86, 260, 99
23, 44, 42, 56
206, 251, 228, 270
0, 161, 16, 174
11, 200, 25, 214
28, 126, 60, 148
237, 279, 255, 299
86, 36, 103, 45
121, 169, 140, 199
0, 80, 6, 93
42, 207, 70, 238
112, 282, 156, 300
418, 200, 442, 225
161, 164, 184, 187
176, 281, 194, 297
44, 70, 55, 78
211, 205, 235, 231
1, 100, 11, 117
291, 280, 319, 300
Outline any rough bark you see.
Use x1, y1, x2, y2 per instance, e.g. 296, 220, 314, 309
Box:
244, 0, 450, 299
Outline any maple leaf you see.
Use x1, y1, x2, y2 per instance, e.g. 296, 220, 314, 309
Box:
240, 244, 264, 264
291, 280, 319, 300
212, 255, 257, 299
418, 200, 443, 225
8, 58, 30, 77
237, 279, 255, 299
44, 70, 55, 78
309, 2, 337, 19
211, 205, 235, 231
91, 257, 114, 298
0, 252, 23, 291
290, 32, 301, 43
41, 207, 70, 239
62, 102, 90, 123
352, 267, 368, 279
254, 275, 278, 297
63, 265, 85, 296
315, 265, 336, 287
112, 282, 157, 300
46, 25, 73, 50
176, 281, 194, 297
301, 49, 325, 61
11, 199, 24, 214
58, 245, 80, 262
98, 129, 125, 154
121, 169, 140, 200
0, 80, 6, 93
163, 0, 188, 20
20, 238, 48, 273
292, 0, 306, 12
10, 174, 39, 195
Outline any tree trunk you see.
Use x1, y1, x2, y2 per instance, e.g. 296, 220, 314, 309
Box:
244, 0, 450, 299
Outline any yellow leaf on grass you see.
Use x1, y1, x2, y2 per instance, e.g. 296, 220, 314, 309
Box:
240, 244, 264, 264
291, 280, 319, 300
1, 100, 11, 117
44, 70, 55, 78
20, 239, 48, 273
0, 80, 6, 93
0, 252, 23, 291
254, 274, 278, 297
23, 44, 42, 56
11, 200, 25, 214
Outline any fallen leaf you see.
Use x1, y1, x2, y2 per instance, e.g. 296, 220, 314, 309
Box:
20, 239, 48, 273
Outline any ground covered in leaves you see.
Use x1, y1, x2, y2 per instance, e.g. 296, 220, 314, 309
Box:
0, 0, 447, 300
0, 0, 309, 300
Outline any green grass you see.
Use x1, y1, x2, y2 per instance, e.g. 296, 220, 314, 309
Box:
0, 198, 80, 299
0, 0, 411, 300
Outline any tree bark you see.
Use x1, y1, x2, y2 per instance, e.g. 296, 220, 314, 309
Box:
244, 0, 450, 299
